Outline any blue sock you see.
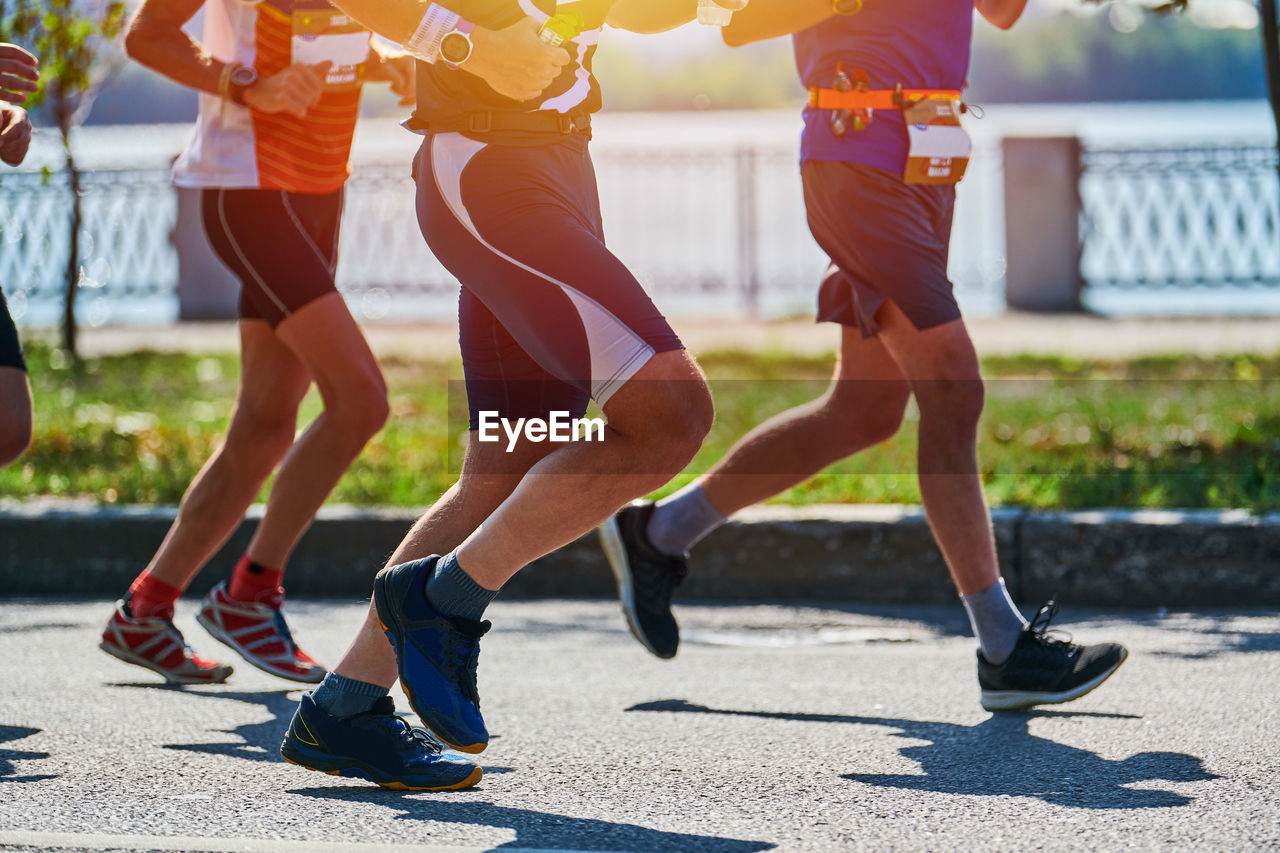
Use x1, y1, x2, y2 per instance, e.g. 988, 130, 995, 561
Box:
424, 552, 498, 623
311, 672, 389, 719
646, 482, 726, 557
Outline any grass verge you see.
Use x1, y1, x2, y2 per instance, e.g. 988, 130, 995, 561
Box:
4, 344, 1276, 512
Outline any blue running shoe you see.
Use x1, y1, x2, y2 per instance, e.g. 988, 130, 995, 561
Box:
280, 692, 481, 791
373, 557, 490, 754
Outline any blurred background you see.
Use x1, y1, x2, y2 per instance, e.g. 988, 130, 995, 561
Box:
3, 0, 1278, 513
6, 0, 1280, 329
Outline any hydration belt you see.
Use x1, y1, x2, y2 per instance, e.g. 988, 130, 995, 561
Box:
808, 71, 971, 186
808, 85, 964, 114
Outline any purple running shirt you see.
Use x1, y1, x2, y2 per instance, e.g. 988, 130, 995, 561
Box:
794, 0, 975, 173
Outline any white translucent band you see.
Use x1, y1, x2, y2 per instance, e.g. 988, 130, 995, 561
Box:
406, 3, 461, 64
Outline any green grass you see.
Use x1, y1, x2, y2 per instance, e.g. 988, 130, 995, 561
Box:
5, 343, 1277, 512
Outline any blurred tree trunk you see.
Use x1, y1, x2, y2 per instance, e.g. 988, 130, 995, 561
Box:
1262, 0, 1280, 186
55, 80, 81, 361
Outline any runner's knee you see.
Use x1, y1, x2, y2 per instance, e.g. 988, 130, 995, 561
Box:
641, 375, 714, 472
326, 378, 390, 444
916, 377, 985, 432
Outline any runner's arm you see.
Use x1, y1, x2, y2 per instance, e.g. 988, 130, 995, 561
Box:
606, 0, 746, 34
124, 0, 225, 96
975, 0, 1028, 30
720, 0, 834, 47
325, 0, 570, 102
125, 0, 331, 117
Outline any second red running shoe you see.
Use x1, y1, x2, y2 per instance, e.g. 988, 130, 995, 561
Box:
196, 582, 325, 683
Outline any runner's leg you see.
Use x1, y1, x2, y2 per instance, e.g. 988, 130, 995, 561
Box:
139, 320, 312, 591
244, 292, 389, 568
697, 324, 910, 519
871, 303, 996, 595
0, 289, 30, 467
0, 368, 30, 467
328, 437, 556, 689
455, 348, 712, 590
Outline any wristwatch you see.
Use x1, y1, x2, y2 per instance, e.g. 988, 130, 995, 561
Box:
440, 20, 476, 70
226, 64, 260, 106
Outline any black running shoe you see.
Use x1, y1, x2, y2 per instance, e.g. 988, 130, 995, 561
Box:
280, 692, 481, 791
598, 502, 688, 659
978, 601, 1129, 711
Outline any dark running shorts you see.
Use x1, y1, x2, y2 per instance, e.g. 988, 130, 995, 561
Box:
201, 187, 344, 328
414, 132, 684, 429
0, 288, 24, 372
803, 159, 961, 338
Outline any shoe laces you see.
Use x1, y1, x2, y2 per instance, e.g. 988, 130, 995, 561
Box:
1026, 600, 1080, 654
269, 609, 301, 655
380, 714, 444, 755
443, 630, 482, 705
158, 619, 200, 659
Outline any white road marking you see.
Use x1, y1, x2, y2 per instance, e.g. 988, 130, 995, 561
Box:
0, 830, 614, 853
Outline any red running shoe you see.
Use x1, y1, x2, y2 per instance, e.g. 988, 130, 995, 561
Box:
196, 582, 325, 683
100, 599, 233, 685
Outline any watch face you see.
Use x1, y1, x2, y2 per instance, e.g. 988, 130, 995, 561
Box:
441, 32, 471, 65
230, 66, 258, 86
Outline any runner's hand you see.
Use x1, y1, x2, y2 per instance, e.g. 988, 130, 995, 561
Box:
242, 62, 332, 118
0, 105, 31, 166
367, 46, 416, 108
464, 18, 571, 103
0, 43, 39, 105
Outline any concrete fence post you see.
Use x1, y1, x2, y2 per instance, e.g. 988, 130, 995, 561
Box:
171, 187, 239, 321
1002, 136, 1083, 312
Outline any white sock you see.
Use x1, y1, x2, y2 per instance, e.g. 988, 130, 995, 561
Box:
645, 482, 727, 557
961, 578, 1028, 665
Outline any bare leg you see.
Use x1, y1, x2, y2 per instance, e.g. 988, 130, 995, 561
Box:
331, 439, 555, 687
142, 321, 311, 589
455, 350, 714, 590
0, 366, 32, 467
873, 301, 998, 596
699, 326, 911, 518
244, 293, 390, 568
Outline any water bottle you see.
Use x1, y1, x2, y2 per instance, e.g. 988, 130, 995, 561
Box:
697, 0, 734, 27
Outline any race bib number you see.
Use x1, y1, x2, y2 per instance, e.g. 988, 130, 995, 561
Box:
291, 9, 371, 91
902, 97, 971, 185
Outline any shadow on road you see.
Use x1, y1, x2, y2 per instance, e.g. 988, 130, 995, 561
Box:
0, 725, 56, 783
628, 699, 1217, 810
1136, 614, 1280, 659
112, 683, 512, 775
287, 789, 775, 852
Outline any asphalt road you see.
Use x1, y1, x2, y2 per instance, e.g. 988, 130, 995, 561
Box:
1, 598, 1276, 852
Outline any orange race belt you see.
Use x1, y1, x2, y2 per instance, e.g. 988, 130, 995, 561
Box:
808, 79, 972, 186
807, 85, 964, 114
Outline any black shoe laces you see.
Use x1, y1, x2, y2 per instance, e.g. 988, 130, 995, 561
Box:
1025, 601, 1080, 656
380, 713, 444, 756
444, 630, 482, 705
